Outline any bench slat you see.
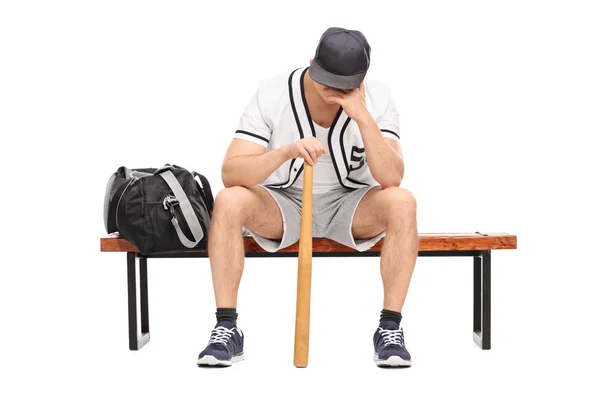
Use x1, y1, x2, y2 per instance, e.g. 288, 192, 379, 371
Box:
100, 233, 517, 253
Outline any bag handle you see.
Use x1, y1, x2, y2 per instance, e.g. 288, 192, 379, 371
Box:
159, 170, 204, 248
194, 173, 214, 217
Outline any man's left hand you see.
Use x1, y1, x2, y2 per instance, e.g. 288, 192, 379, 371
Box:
324, 83, 371, 125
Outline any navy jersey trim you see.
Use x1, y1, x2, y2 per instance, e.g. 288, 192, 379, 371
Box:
381, 129, 400, 140
266, 68, 303, 188
327, 107, 352, 190
289, 69, 304, 140
286, 67, 307, 188
235, 130, 269, 144
339, 118, 370, 187
299, 67, 316, 138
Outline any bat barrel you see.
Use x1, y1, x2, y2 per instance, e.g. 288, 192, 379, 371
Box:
294, 162, 313, 367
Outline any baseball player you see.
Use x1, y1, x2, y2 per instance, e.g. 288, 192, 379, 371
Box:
197, 27, 418, 368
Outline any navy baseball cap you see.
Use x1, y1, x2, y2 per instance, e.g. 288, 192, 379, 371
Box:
309, 27, 371, 90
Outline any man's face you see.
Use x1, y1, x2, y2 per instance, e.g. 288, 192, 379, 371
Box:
312, 80, 346, 105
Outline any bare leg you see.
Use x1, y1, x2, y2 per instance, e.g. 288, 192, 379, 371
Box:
352, 187, 418, 312
209, 186, 283, 308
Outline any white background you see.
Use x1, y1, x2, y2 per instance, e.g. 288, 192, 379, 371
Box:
1, 0, 599, 398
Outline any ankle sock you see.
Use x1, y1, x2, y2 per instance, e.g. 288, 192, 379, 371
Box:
380, 309, 402, 325
216, 308, 238, 324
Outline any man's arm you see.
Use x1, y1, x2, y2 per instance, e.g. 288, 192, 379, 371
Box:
356, 116, 404, 188
324, 84, 404, 188
222, 138, 328, 188
221, 139, 288, 188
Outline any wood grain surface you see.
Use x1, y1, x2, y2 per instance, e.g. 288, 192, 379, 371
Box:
101, 232, 517, 253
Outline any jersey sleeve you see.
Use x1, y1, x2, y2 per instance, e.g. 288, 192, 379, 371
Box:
233, 87, 272, 148
377, 90, 401, 143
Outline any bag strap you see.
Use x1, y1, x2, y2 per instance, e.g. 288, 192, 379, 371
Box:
159, 170, 204, 248
194, 173, 214, 216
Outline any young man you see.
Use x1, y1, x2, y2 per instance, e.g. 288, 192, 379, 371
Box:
197, 27, 418, 368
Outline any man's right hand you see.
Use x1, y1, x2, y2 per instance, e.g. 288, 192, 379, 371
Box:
284, 137, 328, 166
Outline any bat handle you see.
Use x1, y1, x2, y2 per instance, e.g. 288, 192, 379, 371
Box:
294, 161, 313, 367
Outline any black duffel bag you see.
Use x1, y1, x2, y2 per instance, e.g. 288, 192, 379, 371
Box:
104, 164, 214, 255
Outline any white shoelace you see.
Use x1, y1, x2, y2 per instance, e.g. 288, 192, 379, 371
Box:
208, 326, 235, 345
379, 327, 405, 347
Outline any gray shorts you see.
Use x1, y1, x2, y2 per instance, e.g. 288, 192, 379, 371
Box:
243, 184, 385, 252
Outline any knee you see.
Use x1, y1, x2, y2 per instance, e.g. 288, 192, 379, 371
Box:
212, 186, 250, 221
382, 187, 417, 216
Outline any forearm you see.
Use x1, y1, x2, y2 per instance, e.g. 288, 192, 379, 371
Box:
222, 147, 290, 188
357, 115, 404, 188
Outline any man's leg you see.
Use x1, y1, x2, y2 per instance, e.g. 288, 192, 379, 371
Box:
198, 185, 283, 367
352, 187, 417, 367
209, 185, 284, 308
352, 187, 418, 312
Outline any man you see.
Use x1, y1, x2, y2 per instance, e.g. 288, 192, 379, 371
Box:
197, 27, 418, 368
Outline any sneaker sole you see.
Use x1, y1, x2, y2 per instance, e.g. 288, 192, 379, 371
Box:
374, 353, 412, 368
197, 354, 244, 367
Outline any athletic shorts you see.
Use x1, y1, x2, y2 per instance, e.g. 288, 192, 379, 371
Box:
242, 184, 385, 252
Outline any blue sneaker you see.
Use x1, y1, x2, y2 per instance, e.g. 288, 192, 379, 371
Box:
373, 321, 412, 367
197, 321, 244, 367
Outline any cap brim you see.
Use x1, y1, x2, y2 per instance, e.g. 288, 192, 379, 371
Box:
309, 61, 366, 90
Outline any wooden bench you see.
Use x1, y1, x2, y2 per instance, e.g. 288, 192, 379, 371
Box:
100, 232, 517, 352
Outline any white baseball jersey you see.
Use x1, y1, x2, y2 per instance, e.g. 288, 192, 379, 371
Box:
304, 123, 339, 194
234, 67, 400, 190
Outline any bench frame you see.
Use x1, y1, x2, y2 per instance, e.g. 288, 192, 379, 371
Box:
124, 248, 492, 351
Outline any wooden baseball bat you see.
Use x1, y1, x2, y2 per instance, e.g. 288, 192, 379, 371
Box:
294, 161, 313, 368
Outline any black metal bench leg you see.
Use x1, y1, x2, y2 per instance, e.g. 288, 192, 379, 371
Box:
473, 250, 491, 349
127, 252, 150, 350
